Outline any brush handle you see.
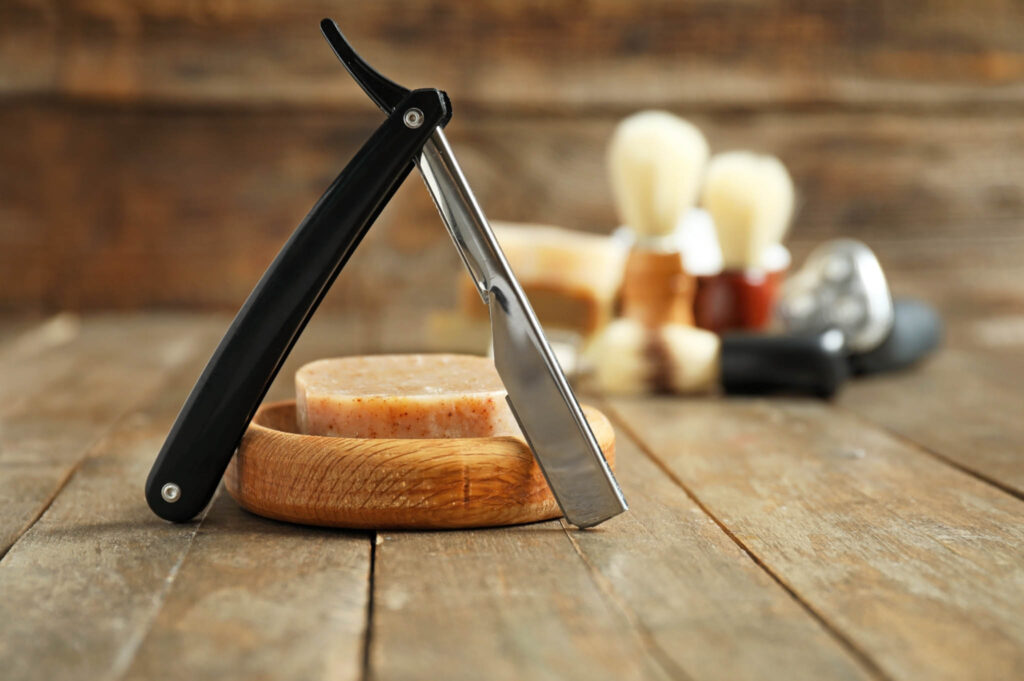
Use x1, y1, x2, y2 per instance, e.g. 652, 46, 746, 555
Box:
720, 329, 849, 398
145, 88, 451, 522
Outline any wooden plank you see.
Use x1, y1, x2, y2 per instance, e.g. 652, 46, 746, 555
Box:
3, 103, 1023, 310
120, 313, 400, 680
565, 427, 875, 680
777, 210, 1024, 502
0, 313, 222, 556
0, 0, 57, 94
839, 349, 1024, 498
368, 522, 672, 681
120, 496, 370, 681
0, 314, 372, 681
0, 314, 222, 680
0, 315, 43, 348
0, 314, 88, 404
4, 0, 1024, 109
833, 257, 1024, 496
881, 261, 1024, 355
608, 398, 1024, 681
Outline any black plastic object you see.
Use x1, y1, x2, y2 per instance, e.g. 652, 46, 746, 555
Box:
720, 330, 849, 398
145, 25, 452, 522
320, 18, 408, 113
849, 298, 942, 375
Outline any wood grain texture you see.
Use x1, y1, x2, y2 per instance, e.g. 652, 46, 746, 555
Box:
878, 244, 1024, 354
835, 254, 1024, 497
0, 313, 221, 556
368, 521, 673, 681
840, 349, 1024, 498
0, 314, 372, 681
3, 103, 1022, 310
3, 0, 1023, 109
3, 0, 1023, 312
121, 495, 371, 681
609, 397, 1024, 681
0, 307, 1022, 679
564, 424, 874, 681
226, 400, 616, 529
0, 316, 224, 681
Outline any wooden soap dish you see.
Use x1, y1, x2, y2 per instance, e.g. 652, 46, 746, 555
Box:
225, 400, 616, 530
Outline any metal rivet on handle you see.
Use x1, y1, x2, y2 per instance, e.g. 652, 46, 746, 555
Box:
403, 108, 424, 129
161, 482, 181, 503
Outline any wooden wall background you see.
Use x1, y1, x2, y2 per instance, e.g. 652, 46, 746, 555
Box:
1, 0, 1023, 314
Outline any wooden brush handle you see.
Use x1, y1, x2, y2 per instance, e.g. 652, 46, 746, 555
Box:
619, 249, 696, 328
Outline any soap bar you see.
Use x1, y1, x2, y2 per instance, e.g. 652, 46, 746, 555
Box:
296, 354, 522, 439
458, 222, 627, 336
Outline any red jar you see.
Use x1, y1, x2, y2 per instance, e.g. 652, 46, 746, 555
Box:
694, 267, 786, 333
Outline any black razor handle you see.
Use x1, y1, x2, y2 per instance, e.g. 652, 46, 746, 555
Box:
721, 329, 849, 398
146, 89, 451, 522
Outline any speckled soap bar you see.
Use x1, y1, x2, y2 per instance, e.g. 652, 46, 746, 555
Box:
295, 354, 522, 439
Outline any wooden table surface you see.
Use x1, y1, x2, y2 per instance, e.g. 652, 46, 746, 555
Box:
1, 270, 1022, 681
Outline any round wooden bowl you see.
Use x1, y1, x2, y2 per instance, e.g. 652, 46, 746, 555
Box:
225, 400, 616, 530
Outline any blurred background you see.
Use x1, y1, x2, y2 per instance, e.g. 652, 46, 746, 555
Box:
2, 1, 1022, 333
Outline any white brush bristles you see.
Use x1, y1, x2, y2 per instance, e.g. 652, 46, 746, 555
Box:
701, 151, 795, 270
608, 111, 709, 238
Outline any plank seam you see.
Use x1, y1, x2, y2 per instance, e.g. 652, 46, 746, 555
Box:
360, 532, 379, 681
110, 493, 217, 681
837, 406, 1024, 502
603, 403, 895, 681
560, 519, 696, 681
0, 321, 214, 562
0, 447, 88, 562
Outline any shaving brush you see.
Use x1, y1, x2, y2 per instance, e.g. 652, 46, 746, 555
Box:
608, 111, 709, 328
583, 317, 846, 398
702, 151, 794, 269
696, 151, 795, 332
585, 319, 720, 395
